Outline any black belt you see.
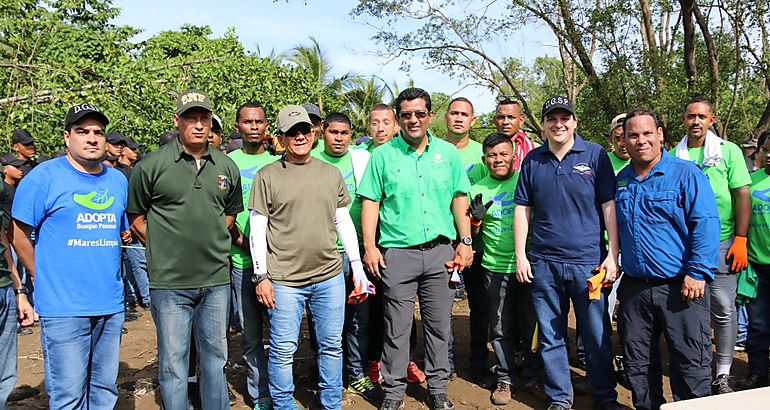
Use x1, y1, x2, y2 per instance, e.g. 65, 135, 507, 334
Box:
405, 236, 451, 251
628, 275, 683, 285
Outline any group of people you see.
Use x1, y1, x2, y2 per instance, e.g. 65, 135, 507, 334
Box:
0, 85, 768, 410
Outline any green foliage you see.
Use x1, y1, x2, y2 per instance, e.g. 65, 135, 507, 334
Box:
0, 0, 340, 154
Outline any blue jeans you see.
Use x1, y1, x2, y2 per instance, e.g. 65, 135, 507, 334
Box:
231, 267, 269, 402
39, 313, 124, 410
342, 252, 371, 382
124, 242, 150, 306
530, 258, 617, 407
269, 273, 345, 410
0, 285, 18, 410
747, 263, 770, 376
151, 284, 230, 410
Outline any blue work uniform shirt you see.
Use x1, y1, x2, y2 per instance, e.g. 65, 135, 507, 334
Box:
514, 135, 616, 264
615, 151, 720, 281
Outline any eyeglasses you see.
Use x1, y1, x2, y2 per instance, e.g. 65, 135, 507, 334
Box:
496, 95, 518, 104
284, 124, 312, 138
398, 111, 430, 120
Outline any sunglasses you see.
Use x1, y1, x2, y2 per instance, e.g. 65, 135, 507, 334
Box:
284, 124, 312, 138
496, 95, 518, 104
398, 111, 430, 120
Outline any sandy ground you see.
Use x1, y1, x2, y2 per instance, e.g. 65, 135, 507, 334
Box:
10, 299, 750, 409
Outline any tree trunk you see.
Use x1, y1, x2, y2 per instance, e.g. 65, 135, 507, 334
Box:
680, 0, 698, 90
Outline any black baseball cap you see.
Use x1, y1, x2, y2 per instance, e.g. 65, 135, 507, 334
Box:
0, 152, 25, 167
11, 129, 33, 145
65, 103, 109, 130
302, 103, 322, 122
158, 130, 178, 146
106, 131, 127, 145
541, 96, 576, 119
125, 136, 141, 150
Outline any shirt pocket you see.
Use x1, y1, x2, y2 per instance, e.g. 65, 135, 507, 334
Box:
640, 191, 677, 224
615, 190, 632, 223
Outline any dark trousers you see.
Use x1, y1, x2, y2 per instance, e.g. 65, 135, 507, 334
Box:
460, 256, 490, 371
380, 244, 455, 400
747, 263, 770, 376
618, 276, 712, 410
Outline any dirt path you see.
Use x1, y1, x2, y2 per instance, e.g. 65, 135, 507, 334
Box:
11, 300, 749, 409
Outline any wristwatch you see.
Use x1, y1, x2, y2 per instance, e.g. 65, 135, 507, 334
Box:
14, 286, 28, 295
251, 273, 269, 284
460, 236, 473, 246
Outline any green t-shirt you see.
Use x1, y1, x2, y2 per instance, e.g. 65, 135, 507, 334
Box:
451, 138, 488, 185
748, 170, 770, 264
227, 149, 277, 268
608, 152, 630, 175
358, 132, 472, 248
669, 141, 752, 241
313, 150, 363, 249
470, 173, 519, 273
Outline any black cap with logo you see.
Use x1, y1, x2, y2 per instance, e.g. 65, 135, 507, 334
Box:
65, 103, 109, 129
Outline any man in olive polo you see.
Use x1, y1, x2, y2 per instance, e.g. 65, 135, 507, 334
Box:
127, 89, 242, 410
359, 87, 473, 410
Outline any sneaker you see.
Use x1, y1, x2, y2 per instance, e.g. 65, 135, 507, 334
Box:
17, 326, 32, 335
546, 404, 571, 410
121, 327, 128, 335
429, 393, 454, 410
453, 288, 467, 301
407, 361, 426, 383
490, 381, 512, 405
347, 376, 382, 402
737, 373, 769, 390
734, 341, 746, 352
380, 398, 405, 410
712, 374, 734, 394
252, 399, 272, 410
367, 361, 382, 383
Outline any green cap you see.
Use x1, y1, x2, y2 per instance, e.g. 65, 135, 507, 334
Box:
175, 89, 212, 115
276, 105, 312, 133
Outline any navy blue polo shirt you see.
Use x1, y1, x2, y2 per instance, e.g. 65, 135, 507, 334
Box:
514, 135, 616, 264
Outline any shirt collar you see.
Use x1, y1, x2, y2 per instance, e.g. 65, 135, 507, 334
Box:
393, 129, 436, 154
172, 137, 215, 164
538, 133, 586, 156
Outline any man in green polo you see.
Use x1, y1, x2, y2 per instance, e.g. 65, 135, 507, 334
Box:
127, 89, 243, 409
359, 87, 473, 410
607, 114, 630, 174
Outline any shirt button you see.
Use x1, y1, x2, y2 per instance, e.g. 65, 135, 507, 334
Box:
424, 210, 428, 214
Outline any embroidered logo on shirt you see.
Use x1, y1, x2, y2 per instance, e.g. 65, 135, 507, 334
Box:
572, 163, 593, 175
217, 175, 230, 190
618, 179, 628, 187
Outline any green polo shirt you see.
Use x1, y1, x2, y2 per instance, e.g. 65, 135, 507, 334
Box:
227, 149, 277, 269
313, 150, 364, 249
358, 132, 472, 248
451, 138, 489, 185
127, 138, 243, 289
669, 141, 751, 241
608, 152, 630, 175
469, 173, 519, 273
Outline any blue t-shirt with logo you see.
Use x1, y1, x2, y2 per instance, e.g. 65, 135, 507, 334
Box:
12, 157, 127, 317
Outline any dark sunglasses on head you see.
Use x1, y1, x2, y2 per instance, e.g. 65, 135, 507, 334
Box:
398, 111, 430, 120
284, 124, 312, 138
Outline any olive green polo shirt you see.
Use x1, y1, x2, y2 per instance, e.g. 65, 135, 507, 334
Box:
127, 138, 243, 289
357, 131, 472, 248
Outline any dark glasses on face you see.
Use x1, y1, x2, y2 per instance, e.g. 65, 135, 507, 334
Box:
398, 111, 430, 120
284, 124, 312, 138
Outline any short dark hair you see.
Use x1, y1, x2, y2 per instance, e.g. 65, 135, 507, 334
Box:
394, 88, 431, 115
758, 130, 770, 150
235, 101, 265, 123
448, 97, 474, 112
684, 96, 713, 114
323, 112, 351, 129
482, 132, 513, 153
622, 108, 662, 134
496, 99, 522, 111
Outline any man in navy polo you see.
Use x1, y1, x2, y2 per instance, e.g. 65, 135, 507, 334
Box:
513, 96, 620, 410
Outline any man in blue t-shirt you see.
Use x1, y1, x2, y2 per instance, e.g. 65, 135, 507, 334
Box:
11, 103, 128, 409
513, 96, 620, 410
